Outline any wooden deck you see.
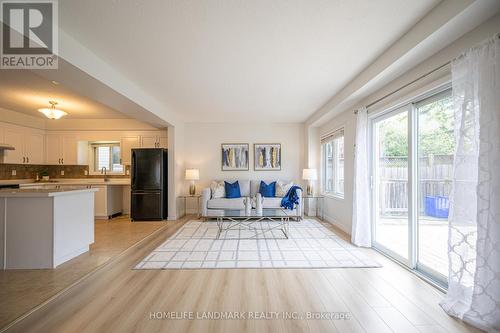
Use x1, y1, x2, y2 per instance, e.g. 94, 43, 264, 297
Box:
376, 217, 449, 276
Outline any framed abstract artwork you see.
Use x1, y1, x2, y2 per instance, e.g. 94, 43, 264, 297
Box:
254, 143, 281, 171
221, 143, 249, 171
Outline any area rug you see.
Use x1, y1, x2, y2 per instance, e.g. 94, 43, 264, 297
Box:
135, 219, 381, 270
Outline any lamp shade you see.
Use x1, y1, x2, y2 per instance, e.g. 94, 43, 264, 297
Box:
302, 168, 317, 180
185, 169, 199, 180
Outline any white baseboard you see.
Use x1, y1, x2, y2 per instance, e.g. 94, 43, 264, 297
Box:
54, 246, 89, 268
322, 213, 351, 235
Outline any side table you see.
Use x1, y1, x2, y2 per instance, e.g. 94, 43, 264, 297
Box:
179, 195, 201, 218
302, 195, 324, 220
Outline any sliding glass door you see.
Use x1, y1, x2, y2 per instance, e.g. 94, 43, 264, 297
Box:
371, 87, 453, 287
372, 107, 410, 263
416, 91, 454, 282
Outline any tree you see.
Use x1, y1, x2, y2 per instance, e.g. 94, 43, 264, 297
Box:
379, 96, 454, 157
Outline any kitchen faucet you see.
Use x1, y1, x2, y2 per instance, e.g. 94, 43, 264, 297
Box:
101, 167, 109, 182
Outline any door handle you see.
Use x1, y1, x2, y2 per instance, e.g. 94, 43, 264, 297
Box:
23, 157, 25, 163
61, 158, 64, 164
26, 157, 29, 163
58, 158, 61, 164
131, 151, 136, 188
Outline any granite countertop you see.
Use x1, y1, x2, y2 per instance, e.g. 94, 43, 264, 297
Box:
0, 188, 99, 197
0, 178, 131, 186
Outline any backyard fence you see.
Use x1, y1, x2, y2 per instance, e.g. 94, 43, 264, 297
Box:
379, 154, 453, 216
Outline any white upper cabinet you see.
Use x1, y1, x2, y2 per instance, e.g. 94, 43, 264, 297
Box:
0, 120, 167, 166
62, 135, 78, 165
3, 126, 45, 164
25, 132, 45, 164
140, 135, 157, 148
45, 134, 61, 165
157, 136, 167, 148
140, 135, 167, 148
3, 128, 24, 164
120, 136, 140, 165
45, 134, 78, 165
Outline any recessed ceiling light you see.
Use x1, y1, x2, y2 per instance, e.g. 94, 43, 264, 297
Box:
51, 80, 60, 85
38, 101, 68, 120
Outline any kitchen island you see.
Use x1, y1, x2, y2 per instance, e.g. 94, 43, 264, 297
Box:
19, 179, 131, 219
0, 188, 98, 269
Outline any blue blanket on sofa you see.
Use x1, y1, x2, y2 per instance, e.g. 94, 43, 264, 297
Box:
280, 186, 302, 210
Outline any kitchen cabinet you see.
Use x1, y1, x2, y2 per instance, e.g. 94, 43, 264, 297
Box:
92, 185, 123, 219
45, 135, 60, 164
140, 135, 167, 148
120, 136, 140, 165
45, 134, 78, 165
25, 132, 45, 164
3, 129, 23, 164
62, 136, 78, 164
3, 127, 45, 164
140, 135, 157, 148
157, 136, 167, 148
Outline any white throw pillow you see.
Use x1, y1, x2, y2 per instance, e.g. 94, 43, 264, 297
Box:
275, 180, 293, 197
210, 181, 225, 199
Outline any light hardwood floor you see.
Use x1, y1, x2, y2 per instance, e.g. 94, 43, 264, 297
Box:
0, 216, 166, 329
2, 217, 482, 333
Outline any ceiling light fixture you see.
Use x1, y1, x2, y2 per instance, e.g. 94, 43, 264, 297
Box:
38, 101, 68, 120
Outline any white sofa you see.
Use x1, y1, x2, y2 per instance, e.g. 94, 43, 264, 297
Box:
201, 180, 302, 219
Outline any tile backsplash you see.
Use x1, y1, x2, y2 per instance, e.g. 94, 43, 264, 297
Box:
0, 164, 131, 180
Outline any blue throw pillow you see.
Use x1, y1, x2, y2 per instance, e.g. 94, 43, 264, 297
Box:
259, 181, 276, 197
224, 181, 241, 198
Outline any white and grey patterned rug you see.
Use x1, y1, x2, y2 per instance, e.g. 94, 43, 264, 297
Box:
135, 219, 381, 270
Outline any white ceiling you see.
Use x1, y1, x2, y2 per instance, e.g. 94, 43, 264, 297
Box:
59, 0, 439, 123
0, 70, 130, 119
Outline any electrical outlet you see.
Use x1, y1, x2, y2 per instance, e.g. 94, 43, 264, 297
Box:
84, 170, 88, 176
126, 169, 130, 175
11, 169, 16, 176
60, 170, 65, 176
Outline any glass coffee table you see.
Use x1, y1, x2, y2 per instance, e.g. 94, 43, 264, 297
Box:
206, 209, 292, 239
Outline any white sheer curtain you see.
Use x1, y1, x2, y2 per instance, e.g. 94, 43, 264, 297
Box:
352, 107, 371, 247
440, 36, 500, 332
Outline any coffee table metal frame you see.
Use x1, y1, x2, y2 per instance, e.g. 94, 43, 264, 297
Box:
209, 209, 291, 239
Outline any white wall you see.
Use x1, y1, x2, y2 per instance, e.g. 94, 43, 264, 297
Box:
319, 111, 356, 234
168, 123, 185, 220
314, 13, 500, 235
183, 122, 305, 200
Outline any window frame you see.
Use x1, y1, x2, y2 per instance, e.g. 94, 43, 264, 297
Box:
368, 81, 453, 291
321, 128, 345, 199
88, 142, 124, 175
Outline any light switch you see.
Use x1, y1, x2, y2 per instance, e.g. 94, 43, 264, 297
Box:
11, 169, 16, 176
126, 169, 130, 175
60, 170, 65, 176
84, 170, 88, 176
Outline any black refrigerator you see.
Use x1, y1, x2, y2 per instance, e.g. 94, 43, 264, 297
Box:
131, 148, 168, 221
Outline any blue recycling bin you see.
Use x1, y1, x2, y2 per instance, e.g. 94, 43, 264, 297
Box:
424, 196, 450, 218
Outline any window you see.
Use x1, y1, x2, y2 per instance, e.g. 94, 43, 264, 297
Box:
90, 142, 123, 174
322, 129, 344, 197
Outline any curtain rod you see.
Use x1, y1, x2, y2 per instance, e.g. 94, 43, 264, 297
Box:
353, 61, 450, 115
354, 32, 500, 114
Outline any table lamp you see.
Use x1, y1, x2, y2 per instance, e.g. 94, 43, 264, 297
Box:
185, 169, 200, 195
302, 168, 317, 196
